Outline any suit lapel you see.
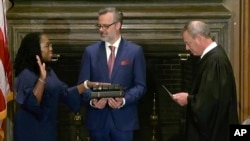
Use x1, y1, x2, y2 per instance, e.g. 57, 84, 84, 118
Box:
111, 38, 126, 79
98, 42, 110, 79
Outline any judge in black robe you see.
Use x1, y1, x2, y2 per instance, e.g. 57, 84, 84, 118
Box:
172, 20, 239, 141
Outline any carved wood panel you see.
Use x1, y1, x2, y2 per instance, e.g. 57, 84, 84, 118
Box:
7, 2, 232, 141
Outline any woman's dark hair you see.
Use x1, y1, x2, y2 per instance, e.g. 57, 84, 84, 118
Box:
14, 32, 43, 77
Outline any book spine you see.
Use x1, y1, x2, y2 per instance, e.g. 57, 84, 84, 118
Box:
90, 91, 124, 98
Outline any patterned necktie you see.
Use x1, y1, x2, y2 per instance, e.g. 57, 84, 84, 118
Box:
108, 46, 115, 77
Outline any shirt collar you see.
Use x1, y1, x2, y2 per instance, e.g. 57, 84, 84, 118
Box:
105, 36, 121, 49
200, 42, 217, 59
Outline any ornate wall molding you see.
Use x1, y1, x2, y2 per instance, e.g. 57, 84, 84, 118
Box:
7, 3, 231, 56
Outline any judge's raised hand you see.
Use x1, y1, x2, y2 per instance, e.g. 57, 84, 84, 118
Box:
36, 55, 46, 80
172, 92, 189, 106
108, 98, 123, 109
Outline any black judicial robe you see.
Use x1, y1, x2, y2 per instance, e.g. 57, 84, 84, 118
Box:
186, 45, 239, 141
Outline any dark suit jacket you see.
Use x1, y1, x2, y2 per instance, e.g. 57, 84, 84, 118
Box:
78, 38, 146, 131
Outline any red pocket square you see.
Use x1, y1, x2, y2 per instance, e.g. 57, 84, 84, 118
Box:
121, 60, 130, 65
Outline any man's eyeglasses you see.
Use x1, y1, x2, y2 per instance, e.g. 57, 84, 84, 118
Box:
95, 22, 117, 30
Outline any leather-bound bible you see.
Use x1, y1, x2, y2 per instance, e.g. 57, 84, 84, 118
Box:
90, 84, 125, 99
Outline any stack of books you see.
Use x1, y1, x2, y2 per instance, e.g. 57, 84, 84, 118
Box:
90, 84, 124, 99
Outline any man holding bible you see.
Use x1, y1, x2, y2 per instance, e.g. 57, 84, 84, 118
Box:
78, 7, 146, 141
172, 20, 239, 141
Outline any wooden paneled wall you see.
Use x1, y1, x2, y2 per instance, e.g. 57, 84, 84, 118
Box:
7, 3, 232, 56
6, 1, 244, 141
240, 0, 250, 122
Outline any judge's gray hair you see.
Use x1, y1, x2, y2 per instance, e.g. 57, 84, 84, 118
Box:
183, 20, 212, 39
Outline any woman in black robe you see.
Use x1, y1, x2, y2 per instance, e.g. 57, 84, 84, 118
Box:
172, 20, 239, 141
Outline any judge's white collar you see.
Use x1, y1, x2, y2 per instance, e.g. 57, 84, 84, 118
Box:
201, 42, 217, 59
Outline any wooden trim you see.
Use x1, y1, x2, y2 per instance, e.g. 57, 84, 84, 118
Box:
240, 0, 250, 122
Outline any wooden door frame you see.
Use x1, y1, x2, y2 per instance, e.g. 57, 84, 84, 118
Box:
239, 0, 250, 122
